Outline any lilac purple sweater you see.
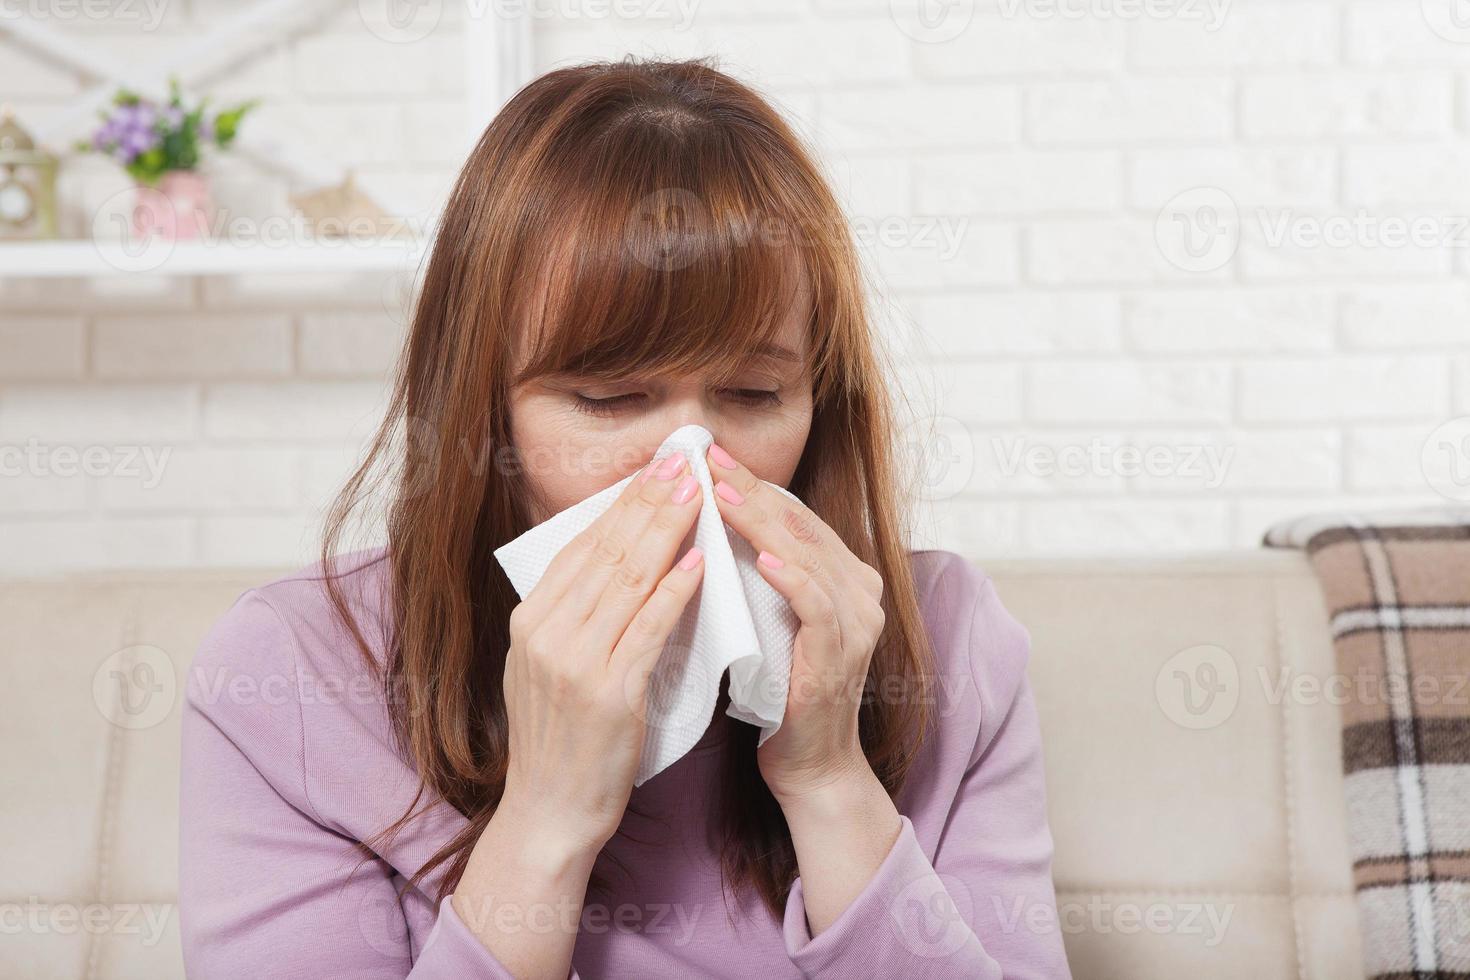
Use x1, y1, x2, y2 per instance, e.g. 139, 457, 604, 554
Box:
178, 547, 1072, 978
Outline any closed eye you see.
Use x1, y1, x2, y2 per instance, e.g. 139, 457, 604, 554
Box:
571, 389, 781, 418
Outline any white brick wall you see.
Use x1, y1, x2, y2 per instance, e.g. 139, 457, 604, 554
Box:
2, 0, 1468, 573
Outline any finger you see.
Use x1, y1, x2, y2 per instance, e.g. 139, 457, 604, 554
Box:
514, 455, 658, 614
706, 443, 872, 659
553, 450, 692, 624
520, 453, 669, 615
582, 470, 704, 660
751, 550, 844, 664
704, 444, 841, 583
608, 544, 706, 686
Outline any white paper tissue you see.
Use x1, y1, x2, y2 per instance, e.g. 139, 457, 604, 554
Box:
493, 424, 800, 785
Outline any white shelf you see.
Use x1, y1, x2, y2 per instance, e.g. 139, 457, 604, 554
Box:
0, 238, 430, 279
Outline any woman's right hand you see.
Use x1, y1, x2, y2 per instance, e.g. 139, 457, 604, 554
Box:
499, 449, 706, 851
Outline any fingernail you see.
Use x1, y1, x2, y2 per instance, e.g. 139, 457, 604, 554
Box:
715, 480, 744, 505
708, 442, 736, 469
655, 451, 686, 479
757, 550, 783, 569
672, 473, 698, 504
678, 546, 704, 570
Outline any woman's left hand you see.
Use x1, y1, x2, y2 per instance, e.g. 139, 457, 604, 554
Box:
705, 442, 887, 805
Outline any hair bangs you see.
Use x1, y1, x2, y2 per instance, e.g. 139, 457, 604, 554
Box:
508, 134, 829, 393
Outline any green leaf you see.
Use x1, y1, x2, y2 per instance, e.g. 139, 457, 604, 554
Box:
212, 100, 258, 149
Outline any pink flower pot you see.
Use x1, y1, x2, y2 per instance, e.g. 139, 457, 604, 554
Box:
132, 170, 211, 242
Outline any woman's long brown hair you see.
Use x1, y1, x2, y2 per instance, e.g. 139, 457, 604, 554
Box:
321, 55, 937, 921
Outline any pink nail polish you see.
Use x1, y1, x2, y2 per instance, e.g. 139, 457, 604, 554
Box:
708, 442, 736, 469
672, 473, 698, 504
678, 546, 704, 570
715, 480, 744, 505
655, 451, 686, 479
757, 550, 783, 569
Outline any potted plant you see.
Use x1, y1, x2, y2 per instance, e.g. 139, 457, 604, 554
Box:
77, 78, 255, 242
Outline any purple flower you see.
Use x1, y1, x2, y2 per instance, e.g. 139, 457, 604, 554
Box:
90, 85, 220, 170
112, 104, 141, 130
125, 128, 157, 154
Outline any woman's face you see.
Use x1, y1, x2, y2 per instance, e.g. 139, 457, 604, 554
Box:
508, 313, 814, 524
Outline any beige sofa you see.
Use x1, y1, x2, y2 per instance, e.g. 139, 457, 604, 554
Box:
0, 549, 1364, 978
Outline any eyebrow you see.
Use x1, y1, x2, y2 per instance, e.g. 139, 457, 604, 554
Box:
536, 342, 804, 386
750, 342, 802, 363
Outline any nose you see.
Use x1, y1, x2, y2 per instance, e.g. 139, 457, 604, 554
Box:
659, 391, 719, 440
645, 404, 718, 462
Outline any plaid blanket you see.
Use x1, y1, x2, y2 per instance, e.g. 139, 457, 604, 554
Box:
1265, 507, 1470, 979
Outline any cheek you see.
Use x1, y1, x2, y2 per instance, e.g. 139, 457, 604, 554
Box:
720, 410, 812, 488
531, 479, 602, 520
516, 440, 620, 515
510, 402, 651, 515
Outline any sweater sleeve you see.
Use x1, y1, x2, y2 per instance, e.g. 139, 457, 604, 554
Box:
179, 589, 553, 979
779, 559, 1072, 979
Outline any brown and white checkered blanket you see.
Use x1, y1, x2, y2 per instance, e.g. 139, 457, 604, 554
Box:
1265, 507, 1470, 979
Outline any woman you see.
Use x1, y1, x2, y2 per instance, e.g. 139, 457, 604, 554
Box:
179, 57, 1070, 979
